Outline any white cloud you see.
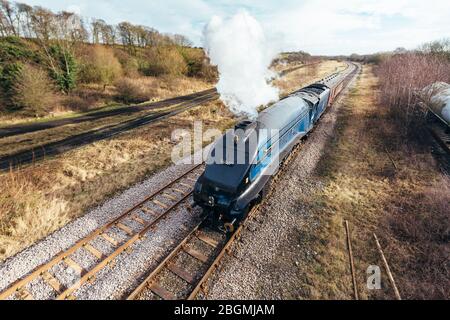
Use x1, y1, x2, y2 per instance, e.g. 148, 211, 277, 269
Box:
258, 0, 450, 54
19, 0, 450, 55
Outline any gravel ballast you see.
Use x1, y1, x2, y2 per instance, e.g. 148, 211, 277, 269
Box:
0, 161, 204, 299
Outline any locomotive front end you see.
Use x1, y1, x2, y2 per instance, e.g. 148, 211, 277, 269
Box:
193, 121, 259, 228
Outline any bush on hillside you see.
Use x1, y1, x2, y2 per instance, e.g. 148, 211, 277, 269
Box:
0, 62, 23, 108
140, 46, 187, 77
113, 48, 140, 78
78, 45, 122, 86
0, 37, 34, 63
11, 64, 59, 116
179, 48, 218, 81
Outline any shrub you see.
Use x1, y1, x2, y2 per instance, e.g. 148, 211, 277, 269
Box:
179, 47, 218, 81
0, 61, 23, 109
140, 46, 187, 77
0, 86, 7, 113
376, 53, 450, 130
0, 37, 34, 63
179, 48, 203, 77
78, 45, 122, 86
62, 95, 92, 112
113, 48, 140, 78
114, 77, 155, 104
11, 64, 59, 116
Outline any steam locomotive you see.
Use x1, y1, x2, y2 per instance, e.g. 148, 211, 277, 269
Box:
193, 63, 357, 232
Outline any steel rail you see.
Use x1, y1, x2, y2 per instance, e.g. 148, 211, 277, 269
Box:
126, 220, 207, 300
0, 163, 203, 300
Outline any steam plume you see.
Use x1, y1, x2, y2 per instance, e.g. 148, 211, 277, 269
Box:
203, 11, 279, 119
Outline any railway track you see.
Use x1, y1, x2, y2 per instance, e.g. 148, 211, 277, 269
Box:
127, 209, 261, 300
0, 164, 204, 300
0, 63, 359, 301
427, 109, 450, 156
0, 89, 217, 139
0, 92, 218, 171
128, 63, 360, 301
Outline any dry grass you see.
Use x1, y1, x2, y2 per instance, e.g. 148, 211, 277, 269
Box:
274, 60, 347, 96
298, 65, 449, 300
272, 61, 305, 74
115, 77, 158, 104
0, 99, 235, 261
0, 75, 212, 127
114, 75, 210, 104
376, 53, 450, 132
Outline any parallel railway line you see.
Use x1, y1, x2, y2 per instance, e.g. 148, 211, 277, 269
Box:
0, 92, 218, 171
0, 89, 217, 139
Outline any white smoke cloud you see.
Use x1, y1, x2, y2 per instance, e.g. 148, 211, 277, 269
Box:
203, 11, 279, 119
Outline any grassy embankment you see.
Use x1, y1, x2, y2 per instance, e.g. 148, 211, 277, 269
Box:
274, 60, 347, 96
298, 65, 449, 300
0, 37, 214, 126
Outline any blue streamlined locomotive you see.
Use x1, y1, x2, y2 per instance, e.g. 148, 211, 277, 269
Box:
194, 63, 356, 231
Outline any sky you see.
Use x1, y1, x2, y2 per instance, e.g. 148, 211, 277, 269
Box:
20, 0, 450, 55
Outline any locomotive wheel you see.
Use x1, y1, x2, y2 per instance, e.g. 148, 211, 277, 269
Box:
224, 221, 236, 233
224, 205, 250, 234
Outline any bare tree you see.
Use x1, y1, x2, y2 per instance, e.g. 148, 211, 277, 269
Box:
171, 34, 193, 47
419, 38, 450, 60
16, 2, 33, 38
117, 21, 136, 52
90, 18, 102, 44
100, 22, 115, 45
0, 7, 8, 37
30, 6, 54, 41
0, 0, 18, 36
